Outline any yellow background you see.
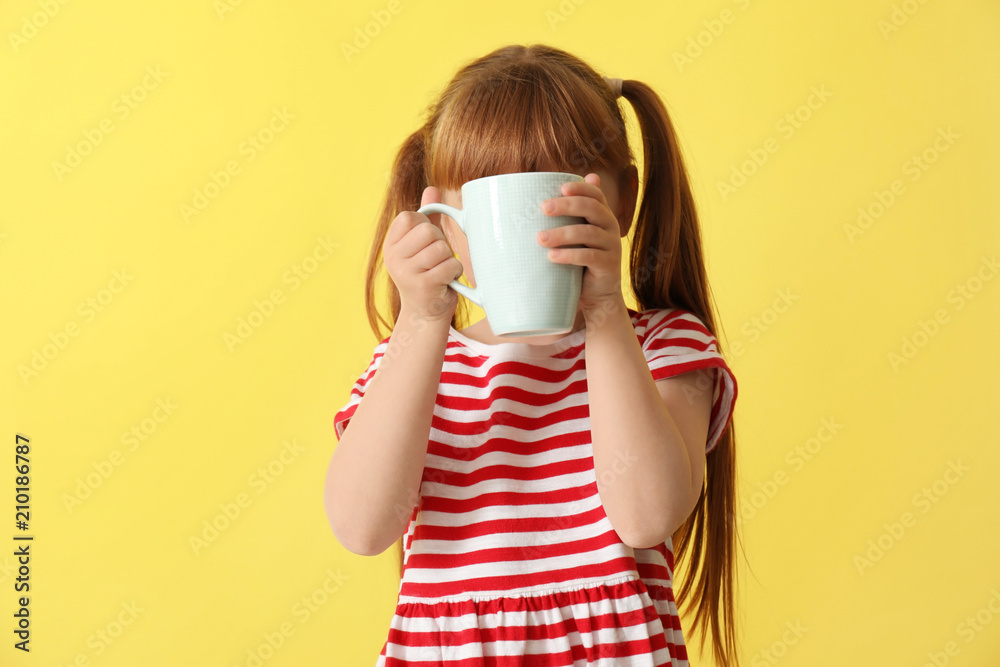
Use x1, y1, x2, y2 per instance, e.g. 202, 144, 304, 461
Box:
2, 0, 998, 665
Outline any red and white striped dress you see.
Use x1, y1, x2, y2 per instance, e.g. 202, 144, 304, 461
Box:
333, 307, 738, 667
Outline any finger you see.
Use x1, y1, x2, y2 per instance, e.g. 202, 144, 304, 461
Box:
421, 185, 443, 229
542, 195, 615, 232
385, 211, 425, 247
398, 222, 446, 260
558, 177, 607, 207
410, 238, 455, 271
546, 246, 604, 268
421, 185, 441, 207
538, 222, 613, 251
425, 255, 464, 284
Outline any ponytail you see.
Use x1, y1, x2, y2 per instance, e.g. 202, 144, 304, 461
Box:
363, 126, 469, 343
622, 79, 744, 667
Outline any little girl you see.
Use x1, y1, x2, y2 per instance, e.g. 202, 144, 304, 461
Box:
325, 44, 741, 667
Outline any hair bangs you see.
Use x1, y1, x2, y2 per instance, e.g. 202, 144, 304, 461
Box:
427, 64, 627, 191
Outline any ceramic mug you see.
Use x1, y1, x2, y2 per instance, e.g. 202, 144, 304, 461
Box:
418, 171, 586, 337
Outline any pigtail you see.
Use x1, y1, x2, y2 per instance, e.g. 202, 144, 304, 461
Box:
364, 128, 425, 341
363, 125, 469, 344
621, 79, 744, 667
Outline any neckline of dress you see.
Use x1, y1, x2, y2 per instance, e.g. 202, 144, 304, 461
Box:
447, 307, 641, 358
448, 324, 588, 358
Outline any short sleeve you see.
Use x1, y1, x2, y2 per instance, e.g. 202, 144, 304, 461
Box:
639, 308, 738, 454
333, 338, 389, 441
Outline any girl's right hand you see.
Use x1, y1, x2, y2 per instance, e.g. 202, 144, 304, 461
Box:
383, 186, 464, 324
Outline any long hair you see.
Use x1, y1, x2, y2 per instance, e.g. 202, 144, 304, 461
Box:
362, 44, 744, 667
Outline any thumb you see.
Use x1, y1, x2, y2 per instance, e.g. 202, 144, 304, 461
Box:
420, 185, 441, 208
420, 185, 443, 228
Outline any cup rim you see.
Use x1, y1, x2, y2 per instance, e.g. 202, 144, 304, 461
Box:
460, 171, 584, 189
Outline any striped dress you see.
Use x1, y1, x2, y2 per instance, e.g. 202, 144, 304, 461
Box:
333, 307, 738, 666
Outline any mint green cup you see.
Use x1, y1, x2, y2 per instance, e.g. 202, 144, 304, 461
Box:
418, 171, 585, 337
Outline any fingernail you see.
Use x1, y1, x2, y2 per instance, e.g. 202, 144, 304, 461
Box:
542, 201, 554, 213
538, 229, 549, 241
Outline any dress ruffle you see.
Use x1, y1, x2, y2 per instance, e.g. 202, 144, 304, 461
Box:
375, 577, 681, 666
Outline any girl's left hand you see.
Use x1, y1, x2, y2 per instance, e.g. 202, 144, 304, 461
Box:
537, 173, 624, 316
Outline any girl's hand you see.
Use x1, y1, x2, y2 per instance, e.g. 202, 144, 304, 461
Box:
537, 173, 625, 316
383, 186, 463, 324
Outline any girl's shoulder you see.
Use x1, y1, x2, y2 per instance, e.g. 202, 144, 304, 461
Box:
630, 306, 711, 342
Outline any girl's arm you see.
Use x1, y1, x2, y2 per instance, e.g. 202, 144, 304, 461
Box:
324, 309, 451, 556
584, 299, 714, 549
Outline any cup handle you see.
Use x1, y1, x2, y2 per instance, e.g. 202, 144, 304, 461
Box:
416, 203, 483, 307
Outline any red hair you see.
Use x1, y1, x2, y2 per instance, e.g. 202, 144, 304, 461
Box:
362, 44, 744, 667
